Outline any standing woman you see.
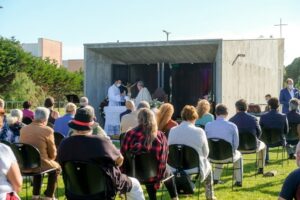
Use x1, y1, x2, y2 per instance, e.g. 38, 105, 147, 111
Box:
156, 103, 178, 138
121, 108, 178, 200
44, 97, 60, 127
195, 99, 214, 128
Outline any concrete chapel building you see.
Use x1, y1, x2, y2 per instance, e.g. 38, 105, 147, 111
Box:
84, 38, 284, 119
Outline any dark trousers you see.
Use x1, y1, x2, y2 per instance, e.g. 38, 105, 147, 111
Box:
145, 176, 178, 200
33, 170, 58, 197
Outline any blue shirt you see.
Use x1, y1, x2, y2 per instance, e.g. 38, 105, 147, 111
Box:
205, 116, 239, 150
54, 114, 74, 137
195, 113, 214, 127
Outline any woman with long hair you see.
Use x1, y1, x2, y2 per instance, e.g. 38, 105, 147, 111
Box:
195, 99, 214, 128
156, 103, 178, 138
121, 108, 178, 200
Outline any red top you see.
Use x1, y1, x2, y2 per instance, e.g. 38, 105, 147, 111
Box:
161, 120, 178, 138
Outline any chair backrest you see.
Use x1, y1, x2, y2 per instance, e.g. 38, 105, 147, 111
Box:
62, 161, 113, 199
0, 140, 11, 147
124, 151, 158, 183
238, 131, 257, 152
261, 128, 285, 146
195, 124, 205, 129
208, 138, 233, 161
168, 144, 199, 170
54, 132, 65, 148
22, 117, 32, 125
10, 143, 41, 170
286, 123, 299, 142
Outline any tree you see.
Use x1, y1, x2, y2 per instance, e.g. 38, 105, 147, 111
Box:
4, 72, 45, 106
284, 57, 300, 85
0, 36, 83, 102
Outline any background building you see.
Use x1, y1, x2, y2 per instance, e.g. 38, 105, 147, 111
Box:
84, 39, 284, 119
62, 59, 84, 72
22, 38, 62, 65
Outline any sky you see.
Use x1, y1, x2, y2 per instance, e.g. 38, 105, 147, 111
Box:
0, 0, 299, 65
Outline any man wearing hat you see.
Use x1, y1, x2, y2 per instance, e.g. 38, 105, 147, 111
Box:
57, 107, 145, 200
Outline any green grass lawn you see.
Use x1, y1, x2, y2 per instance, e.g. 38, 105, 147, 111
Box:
18, 148, 296, 200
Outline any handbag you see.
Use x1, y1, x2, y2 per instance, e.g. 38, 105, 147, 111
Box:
174, 170, 195, 195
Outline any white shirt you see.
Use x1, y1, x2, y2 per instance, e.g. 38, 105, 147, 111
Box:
0, 143, 17, 199
168, 121, 211, 181
108, 84, 121, 106
289, 88, 295, 98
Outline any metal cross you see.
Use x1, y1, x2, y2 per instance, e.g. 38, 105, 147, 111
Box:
274, 18, 288, 38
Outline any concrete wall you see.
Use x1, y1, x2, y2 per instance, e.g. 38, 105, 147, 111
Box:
84, 47, 113, 120
221, 39, 284, 117
39, 38, 62, 65
21, 43, 39, 57
214, 41, 223, 104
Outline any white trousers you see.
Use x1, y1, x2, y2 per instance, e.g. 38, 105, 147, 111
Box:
211, 151, 243, 183
126, 177, 145, 200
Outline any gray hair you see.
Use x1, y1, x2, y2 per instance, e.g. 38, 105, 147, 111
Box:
85, 105, 95, 118
34, 107, 50, 122
10, 109, 23, 121
289, 98, 299, 111
137, 101, 150, 110
80, 96, 89, 107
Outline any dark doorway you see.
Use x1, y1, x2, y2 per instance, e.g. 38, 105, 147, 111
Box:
171, 63, 213, 117
112, 64, 158, 98
112, 63, 213, 118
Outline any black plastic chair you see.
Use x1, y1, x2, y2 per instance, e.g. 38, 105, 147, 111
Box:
62, 161, 115, 200
195, 124, 205, 129
208, 138, 238, 190
238, 131, 258, 175
54, 131, 65, 149
0, 139, 11, 147
286, 123, 299, 145
124, 151, 173, 200
22, 117, 33, 125
261, 127, 287, 166
168, 144, 201, 199
124, 151, 159, 183
10, 143, 57, 200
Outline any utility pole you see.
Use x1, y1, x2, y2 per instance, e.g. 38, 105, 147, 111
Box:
274, 18, 287, 38
162, 30, 171, 41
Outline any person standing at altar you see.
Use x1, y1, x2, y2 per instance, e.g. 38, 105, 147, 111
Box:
280, 78, 300, 114
108, 79, 125, 106
135, 81, 152, 106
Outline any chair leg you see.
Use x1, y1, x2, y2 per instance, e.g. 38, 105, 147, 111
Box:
198, 177, 200, 200
25, 176, 28, 200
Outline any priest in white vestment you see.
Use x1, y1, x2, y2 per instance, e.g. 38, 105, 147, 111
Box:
134, 81, 152, 106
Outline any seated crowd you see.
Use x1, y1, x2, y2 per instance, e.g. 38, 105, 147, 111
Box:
1, 94, 300, 200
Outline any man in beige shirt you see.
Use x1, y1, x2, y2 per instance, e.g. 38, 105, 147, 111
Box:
120, 101, 150, 133
20, 107, 60, 200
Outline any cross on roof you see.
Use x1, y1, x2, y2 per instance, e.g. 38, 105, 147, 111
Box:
274, 18, 288, 38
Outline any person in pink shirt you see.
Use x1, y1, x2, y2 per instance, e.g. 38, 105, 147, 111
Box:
22, 101, 34, 121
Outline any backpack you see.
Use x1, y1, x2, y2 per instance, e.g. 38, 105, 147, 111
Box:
174, 170, 195, 194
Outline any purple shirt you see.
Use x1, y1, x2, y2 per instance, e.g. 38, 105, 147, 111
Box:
22, 109, 34, 119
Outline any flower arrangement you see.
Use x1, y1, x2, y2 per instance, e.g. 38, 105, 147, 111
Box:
149, 98, 163, 109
